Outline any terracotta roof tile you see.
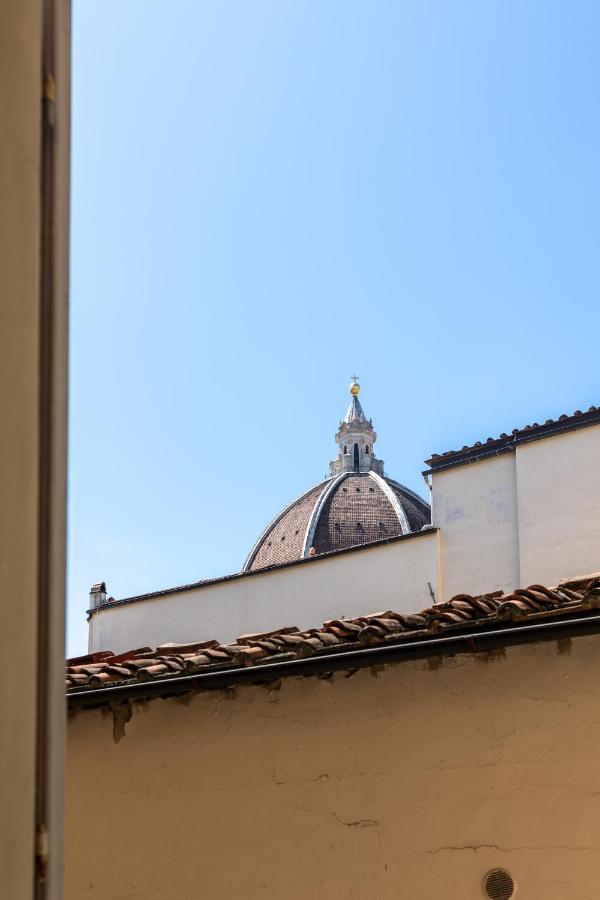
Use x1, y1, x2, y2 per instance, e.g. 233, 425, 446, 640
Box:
66, 572, 600, 693
155, 639, 220, 655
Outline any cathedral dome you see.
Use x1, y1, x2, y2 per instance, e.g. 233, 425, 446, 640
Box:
243, 380, 431, 572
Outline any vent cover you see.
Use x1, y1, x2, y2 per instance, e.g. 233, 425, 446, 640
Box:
483, 869, 515, 900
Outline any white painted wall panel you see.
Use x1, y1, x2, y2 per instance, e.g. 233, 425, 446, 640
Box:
516, 425, 600, 586
90, 532, 438, 654
432, 454, 520, 599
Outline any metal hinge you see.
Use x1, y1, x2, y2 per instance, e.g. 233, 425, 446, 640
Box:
43, 72, 56, 127
36, 823, 49, 882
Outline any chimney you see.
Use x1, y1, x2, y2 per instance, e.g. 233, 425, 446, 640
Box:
89, 581, 107, 609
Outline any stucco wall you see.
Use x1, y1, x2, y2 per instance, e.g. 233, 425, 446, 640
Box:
431, 421, 600, 601
89, 531, 438, 653
516, 426, 600, 586
432, 454, 519, 599
66, 633, 600, 899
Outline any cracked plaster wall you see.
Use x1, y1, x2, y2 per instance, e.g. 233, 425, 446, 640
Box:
66, 633, 600, 899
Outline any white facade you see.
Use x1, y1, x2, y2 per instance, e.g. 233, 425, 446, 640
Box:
516, 426, 600, 585
433, 421, 600, 598
88, 416, 600, 655
89, 531, 438, 655
432, 453, 520, 598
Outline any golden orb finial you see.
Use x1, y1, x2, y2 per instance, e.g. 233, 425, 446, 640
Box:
349, 374, 360, 397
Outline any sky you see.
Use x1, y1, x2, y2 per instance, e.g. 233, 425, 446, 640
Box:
69, 0, 600, 655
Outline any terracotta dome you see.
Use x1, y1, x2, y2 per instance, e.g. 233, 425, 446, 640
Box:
243, 380, 431, 572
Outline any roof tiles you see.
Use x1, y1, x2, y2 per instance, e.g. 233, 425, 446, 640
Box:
425, 405, 600, 472
66, 572, 600, 694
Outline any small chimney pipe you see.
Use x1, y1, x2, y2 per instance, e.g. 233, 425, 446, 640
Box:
89, 581, 107, 609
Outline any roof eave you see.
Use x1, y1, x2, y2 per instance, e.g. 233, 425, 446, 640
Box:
68, 607, 600, 709
87, 527, 439, 617
424, 410, 600, 475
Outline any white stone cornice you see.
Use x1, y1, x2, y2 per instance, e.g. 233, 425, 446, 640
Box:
368, 471, 410, 535
302, 472, 348, 558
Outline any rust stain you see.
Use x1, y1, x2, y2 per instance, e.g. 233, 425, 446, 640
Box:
370, 664, 386, 678
475, 648, 506, 665
557, 637, 572, 656
110, 701, 132, 744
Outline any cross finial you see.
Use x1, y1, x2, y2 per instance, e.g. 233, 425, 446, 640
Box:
351, 373, 359, 383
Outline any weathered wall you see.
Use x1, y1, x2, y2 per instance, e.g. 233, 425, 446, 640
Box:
66, 633, 600, 899
89, 531, 438, 653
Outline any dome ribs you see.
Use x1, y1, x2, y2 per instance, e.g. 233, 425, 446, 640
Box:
313, 474, 426, 555
245, 472, 431, 570
246, 481, 329, 571
244, 380, 431, 570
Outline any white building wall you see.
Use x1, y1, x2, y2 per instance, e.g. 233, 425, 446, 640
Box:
432, 421, 600, 600
90, 532, 439, 654
432, 453, 520, 599
516, 426, 600, 586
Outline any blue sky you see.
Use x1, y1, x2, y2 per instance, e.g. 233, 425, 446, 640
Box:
69, 0, 600, 655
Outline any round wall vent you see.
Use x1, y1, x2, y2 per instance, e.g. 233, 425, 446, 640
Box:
483, 868, 515, 900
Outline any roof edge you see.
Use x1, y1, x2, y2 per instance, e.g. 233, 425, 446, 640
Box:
424, 406, 600, 474
69, 608, 600, 709
88, 527, 439, 616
